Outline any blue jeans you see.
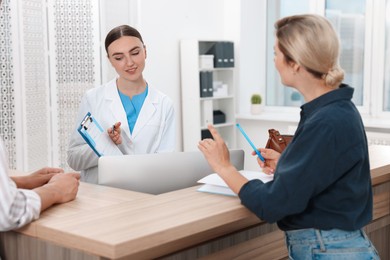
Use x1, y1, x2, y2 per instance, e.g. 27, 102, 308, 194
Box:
285, 228, 380, 259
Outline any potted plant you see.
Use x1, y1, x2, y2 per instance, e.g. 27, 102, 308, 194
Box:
250, 94, 262, 115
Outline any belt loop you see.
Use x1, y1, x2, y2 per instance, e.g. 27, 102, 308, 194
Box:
315, 229, 326, 252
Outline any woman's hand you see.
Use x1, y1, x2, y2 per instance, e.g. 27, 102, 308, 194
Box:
253, 148, 281, 174
198, 125, 232, 173
35, 172, 81, 211
45, 173, 80, 203
107, 121, 122, 145
12, 167, 64, 189
198, 125, 249, 194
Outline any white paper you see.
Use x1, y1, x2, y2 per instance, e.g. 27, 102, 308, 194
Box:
197, 170, 274, 196
197, 184, 236, 196
78, 112, 122, 157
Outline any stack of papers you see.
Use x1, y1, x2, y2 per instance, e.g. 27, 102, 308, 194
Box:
197, 170, 274, 196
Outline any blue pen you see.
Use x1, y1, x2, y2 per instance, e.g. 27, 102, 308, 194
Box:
236, 123, 265, 162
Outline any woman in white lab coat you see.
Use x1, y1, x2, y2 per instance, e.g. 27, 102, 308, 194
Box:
67, 25, 175, 183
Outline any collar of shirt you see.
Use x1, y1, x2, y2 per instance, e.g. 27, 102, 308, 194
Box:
300, 83, 354, 120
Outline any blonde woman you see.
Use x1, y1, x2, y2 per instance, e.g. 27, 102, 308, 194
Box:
199, 14, 379, 259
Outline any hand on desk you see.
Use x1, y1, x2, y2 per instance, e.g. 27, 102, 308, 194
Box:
45, 173, 80, 203
108, 121, 122, 145
34, 172, 80, 211
10, 167, 81, 212
11, 167, 64, 189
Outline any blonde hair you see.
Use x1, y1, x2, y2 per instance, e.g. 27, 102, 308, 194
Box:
275, 14, 344, 88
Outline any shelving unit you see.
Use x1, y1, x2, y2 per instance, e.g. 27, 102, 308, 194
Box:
180, 40, 237, 151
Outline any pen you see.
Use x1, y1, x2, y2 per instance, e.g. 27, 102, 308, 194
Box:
236, 123, 265, 162
111, 124, 115, 134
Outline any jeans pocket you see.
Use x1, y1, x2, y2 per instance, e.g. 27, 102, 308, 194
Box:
288, 244, 315, 260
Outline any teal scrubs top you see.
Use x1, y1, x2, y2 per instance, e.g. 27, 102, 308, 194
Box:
118, 85, 148, 134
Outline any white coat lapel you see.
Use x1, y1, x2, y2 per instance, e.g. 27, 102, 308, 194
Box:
105, 79, 131, 138
131, 88, 157, 138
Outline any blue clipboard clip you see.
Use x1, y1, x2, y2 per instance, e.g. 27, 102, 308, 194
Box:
236, 123, 265, 162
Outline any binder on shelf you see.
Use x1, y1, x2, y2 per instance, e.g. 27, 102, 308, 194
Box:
207, 71, 214, 97
223, 41, 234, 67
206, 41, 234, 68
207, 42, 225, 68
199, 71, 207, 97
199, 71, 213, 97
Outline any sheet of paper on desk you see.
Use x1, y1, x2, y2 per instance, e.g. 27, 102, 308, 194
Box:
197, 170, 274, 196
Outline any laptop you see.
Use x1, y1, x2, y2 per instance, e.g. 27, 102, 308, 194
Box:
98, 149, 244, 195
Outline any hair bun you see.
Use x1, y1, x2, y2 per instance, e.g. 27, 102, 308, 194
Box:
324, 67, 344, 88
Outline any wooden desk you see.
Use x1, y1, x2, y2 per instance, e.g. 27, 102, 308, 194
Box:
1, 145, 390, 260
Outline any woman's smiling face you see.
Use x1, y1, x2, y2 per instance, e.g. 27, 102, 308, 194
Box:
107, 36, 147, 83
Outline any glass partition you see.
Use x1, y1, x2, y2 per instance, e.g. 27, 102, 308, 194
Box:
325, 0, 366, 106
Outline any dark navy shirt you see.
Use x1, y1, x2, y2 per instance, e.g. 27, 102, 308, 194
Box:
239, 84, 373, 231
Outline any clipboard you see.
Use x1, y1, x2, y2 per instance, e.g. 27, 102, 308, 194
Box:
77, 112, 122, 157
